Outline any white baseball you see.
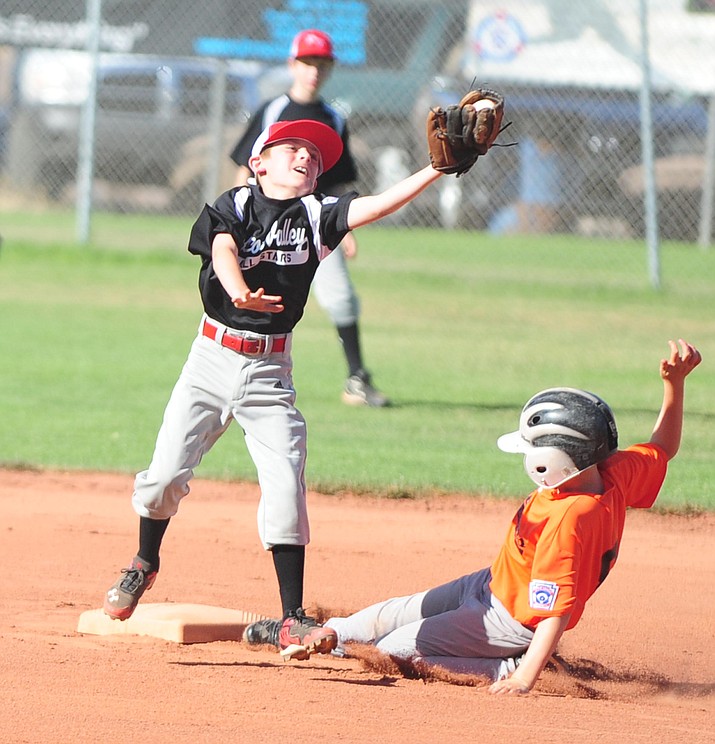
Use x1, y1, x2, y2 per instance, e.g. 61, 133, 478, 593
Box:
471, 99, 496, 112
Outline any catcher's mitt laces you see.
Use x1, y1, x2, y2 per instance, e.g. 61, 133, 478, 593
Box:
492, 120, 517, 148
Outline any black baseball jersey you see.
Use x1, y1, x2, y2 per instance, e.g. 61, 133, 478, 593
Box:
188, 184, 357, 334
230, 94, 358, 192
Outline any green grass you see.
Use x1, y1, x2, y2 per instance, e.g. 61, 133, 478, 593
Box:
1, 211, 713, 512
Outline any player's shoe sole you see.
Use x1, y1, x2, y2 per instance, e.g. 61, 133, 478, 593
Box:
279, 629, 338, 661
276, 608, 338, 661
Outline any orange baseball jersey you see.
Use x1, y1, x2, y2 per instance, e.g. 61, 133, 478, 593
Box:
489, 443, 668, 631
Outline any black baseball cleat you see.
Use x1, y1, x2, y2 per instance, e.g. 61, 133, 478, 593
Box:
103, 556, 157, 621
243, 609, 337, 661
242, 617, 280, 647
342, 369, 390, 408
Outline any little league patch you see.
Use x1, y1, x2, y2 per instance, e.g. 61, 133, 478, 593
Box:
529, 580, 559, 611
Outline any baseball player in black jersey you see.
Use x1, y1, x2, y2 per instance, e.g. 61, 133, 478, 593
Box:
103, 117, 446, 661
230, 29, 389, 408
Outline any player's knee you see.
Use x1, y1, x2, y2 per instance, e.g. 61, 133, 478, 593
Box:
133, 472, 189, 519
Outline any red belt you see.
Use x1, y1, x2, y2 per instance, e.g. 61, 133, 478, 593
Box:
202, 320, 287, 355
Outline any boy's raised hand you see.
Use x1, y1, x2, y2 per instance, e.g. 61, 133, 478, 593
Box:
660, 339, 702, 382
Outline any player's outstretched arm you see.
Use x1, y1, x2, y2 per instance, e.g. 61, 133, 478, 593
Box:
211, 233, 284, 312
346, 166, 443, 229
489, 614, 570, 695
649, 339, 702, 460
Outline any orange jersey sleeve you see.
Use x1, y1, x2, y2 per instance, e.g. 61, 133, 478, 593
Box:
490, 443, 668, 630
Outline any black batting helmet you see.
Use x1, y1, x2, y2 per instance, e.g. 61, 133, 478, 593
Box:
497, 387, 619, 487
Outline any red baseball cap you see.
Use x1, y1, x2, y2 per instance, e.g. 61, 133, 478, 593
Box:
250, 119, 343, 175
289, 29, 335, 60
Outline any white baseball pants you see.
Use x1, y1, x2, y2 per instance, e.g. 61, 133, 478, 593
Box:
132, 316, 309, 549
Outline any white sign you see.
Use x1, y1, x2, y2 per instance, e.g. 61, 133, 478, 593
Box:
463, 0, 715, 94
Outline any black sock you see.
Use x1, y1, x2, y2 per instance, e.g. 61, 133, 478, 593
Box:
137, 516, 170, 570
271, 544, 305, 619
336, 322, 364, 378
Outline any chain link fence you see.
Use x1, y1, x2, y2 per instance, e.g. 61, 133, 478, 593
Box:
1, 1, 715, 263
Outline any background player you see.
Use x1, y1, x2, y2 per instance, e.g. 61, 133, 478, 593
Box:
315, 339, 701, 691
103, 118, 446, 661
230, 29, 389, 408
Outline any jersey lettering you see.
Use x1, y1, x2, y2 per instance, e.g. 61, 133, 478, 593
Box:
511, 497, 530, 555
265, 218, 308, 251
240, 250, 304, 269
598, 544, 619, 586
243, 218, 308, 256
240, 216, 311, 269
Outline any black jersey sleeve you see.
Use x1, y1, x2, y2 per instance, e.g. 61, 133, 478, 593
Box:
187, 190, 247, 259
319, 191, 359, 250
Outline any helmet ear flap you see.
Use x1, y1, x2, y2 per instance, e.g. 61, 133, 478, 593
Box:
523, 446, 580, 488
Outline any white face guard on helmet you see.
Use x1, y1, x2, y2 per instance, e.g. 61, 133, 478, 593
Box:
497, 388, 619, 488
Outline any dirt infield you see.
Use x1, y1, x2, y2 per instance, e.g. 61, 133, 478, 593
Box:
2, 468, 713, 744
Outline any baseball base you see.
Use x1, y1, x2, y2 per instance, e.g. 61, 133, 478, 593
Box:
77, 603, 270, 644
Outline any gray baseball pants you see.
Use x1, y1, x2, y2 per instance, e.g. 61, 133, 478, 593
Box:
311, 245, 360, 327
327, 567, 534, 680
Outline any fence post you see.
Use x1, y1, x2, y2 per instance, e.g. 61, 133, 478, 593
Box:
638, 0, 660, 289
76, 0, 102, 244
203, 58, 227, 206
697, 93, 715, 250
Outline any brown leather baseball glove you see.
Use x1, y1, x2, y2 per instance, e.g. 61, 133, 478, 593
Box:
427, 88, 506, 177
